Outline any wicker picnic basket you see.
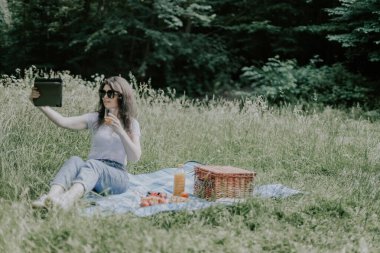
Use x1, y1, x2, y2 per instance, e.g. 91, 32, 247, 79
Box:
194, 165, 256, 200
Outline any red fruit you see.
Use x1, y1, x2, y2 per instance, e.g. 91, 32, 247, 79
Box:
158, 198, 169, 204
140, 201, 149, 207
180, 192, 189, 198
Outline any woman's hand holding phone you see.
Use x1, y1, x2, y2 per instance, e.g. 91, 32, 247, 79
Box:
30, 87, 40, 103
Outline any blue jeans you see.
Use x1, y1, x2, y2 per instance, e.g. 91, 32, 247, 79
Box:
51, 156, 129, 195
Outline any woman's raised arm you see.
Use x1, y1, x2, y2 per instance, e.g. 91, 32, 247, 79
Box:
38, 107, 88, 130
30, 87, 88, 130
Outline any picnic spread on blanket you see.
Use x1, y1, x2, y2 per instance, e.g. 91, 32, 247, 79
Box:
82, 161, 305, 217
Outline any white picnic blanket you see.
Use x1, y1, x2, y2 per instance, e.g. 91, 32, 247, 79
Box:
82, 161, 304, 217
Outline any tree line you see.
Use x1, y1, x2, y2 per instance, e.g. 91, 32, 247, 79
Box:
0, 0, 379, 106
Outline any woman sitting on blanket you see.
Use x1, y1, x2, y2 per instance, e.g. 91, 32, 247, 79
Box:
31, 76, 141, 210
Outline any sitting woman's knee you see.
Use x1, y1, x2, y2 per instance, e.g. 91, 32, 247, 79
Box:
68, 156, 83, 162
63, 156, 85, 167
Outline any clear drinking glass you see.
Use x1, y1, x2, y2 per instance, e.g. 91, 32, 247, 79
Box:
104, 108, 112, 125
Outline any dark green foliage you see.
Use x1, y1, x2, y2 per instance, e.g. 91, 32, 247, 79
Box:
241, 56, 371, 106
0, 0, 377, 104
326, 0, 380, 63
325, 0, 380, 93
209, 0, 342, 68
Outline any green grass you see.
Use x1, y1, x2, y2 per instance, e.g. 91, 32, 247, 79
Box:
0, 72, 379, 252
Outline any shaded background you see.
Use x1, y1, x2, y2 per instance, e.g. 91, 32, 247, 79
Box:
0, 0, 379, 106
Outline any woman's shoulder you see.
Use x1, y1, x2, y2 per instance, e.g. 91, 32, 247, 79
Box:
130, 118, 140, 128
130, 117, 141, 135
86, 111, 99, 117
130, 117, 139, 124
84, 112, 99, 128
84, 112, 99, 121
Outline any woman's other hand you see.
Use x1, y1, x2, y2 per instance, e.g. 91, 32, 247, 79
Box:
105, 113, 124, 135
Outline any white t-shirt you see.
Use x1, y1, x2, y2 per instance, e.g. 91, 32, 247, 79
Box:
85, 112, 141, 166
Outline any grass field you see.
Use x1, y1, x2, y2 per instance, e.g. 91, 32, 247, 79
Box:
0, 73, 379, 252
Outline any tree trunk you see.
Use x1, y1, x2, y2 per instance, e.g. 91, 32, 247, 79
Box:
185, 18, 192, 33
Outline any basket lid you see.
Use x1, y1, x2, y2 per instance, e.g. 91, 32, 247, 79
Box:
195, 165, 255, 175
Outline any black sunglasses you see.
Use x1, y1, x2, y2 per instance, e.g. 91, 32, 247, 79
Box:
99, 90, 119, 99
